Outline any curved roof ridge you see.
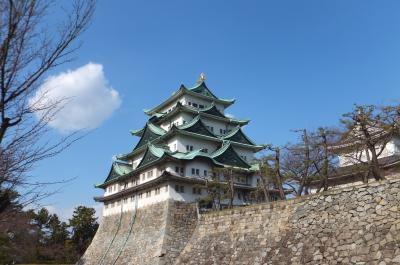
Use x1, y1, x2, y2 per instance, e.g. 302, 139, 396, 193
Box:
130, 122, 166, 137
222, 126, 257, 145
144, 81, 235, 116
211, 140, 232, 158
177, 115, 201, 130
221, 126, 241, 138
211, 140, 251, 168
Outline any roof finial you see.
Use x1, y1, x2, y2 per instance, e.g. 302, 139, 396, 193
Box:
198, 72, 206, 83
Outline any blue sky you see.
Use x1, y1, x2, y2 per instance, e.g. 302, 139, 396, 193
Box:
33, 0, 400, 219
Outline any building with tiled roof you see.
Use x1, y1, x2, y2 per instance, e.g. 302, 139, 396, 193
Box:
95, 74, 267, 216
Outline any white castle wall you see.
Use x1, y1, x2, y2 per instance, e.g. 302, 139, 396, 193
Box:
338, 137, 400, 167
167, 135, 219, 153
102, 181, 205, 216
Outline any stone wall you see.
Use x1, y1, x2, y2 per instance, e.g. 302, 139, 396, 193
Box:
80, 178, 400, 265
175, 178, 400, 265
78, 200, 197, 265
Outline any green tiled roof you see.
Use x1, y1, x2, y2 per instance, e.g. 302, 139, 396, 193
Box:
211, 141, 251, 168
149, 101, 250, 126
222, 126, 256, 145
177, 115, 216, 137
131, 123, 166, 151
130, 123, 166, 137
98, 141, 256, 187
144, 81, 235, 116
119, 116, 264, 161
104, 161, 133, 183
188, 81, 218, 99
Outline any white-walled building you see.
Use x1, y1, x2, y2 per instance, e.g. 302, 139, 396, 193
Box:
95, 75, 267, 216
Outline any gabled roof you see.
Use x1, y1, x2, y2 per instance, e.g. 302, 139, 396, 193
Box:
177, 115, 216, 137
188, 81, 218, 99
211, 141, 251, 168
144, 81, 235, 116
104, 161, 133, 183
149, 101, 249, 126
119, 116, 264, 161
222, 126, 256, 145
98, 141, 255, 188
136, 144, 168, 168
131, 123, 166, 151
130, 123, 166, 137
201, 103, 225, 118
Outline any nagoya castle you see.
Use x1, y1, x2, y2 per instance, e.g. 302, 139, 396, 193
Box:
94, 73, 266, 216
79, 74, 268, 265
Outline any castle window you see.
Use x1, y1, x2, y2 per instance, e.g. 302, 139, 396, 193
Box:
195, 169, 200, 175
131, 195, 135, 201
180, 185, 185, 193
141, 174, 145, 181
146, 190, 151, 197
204, 170, 208, 176
155, 187, 161, 195
192, 187, 202, 195
193, 103, 198, 108
199, 104, 204, 109
138, 193, 143, 199
203, 148, 208, 153
175, 166, 179, 173
180, 167, 184, 174
186, 145, 193, 152
124, 198, 128, 204
188, 102, 192, 106
210, 126, 214, 132
175, 184, 180, 192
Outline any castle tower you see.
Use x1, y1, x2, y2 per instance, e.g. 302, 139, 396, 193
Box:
95, 75, 267, 216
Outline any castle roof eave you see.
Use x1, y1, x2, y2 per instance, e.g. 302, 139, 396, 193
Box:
95, 171, 262, 203
94, 171, 206, 202
144, 84, 235, 116
150, 102, 249, 126
98, 142, 256, 188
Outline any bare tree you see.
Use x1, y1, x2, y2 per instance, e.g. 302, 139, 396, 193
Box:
312, 127, 340, 192
257, 146, 287, 200
284, 129, 316, 196
213, 167, 236, 209
0, 0, 95, 215
338, 104, 399, 182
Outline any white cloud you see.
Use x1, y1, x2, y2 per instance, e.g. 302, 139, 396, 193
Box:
30, 63, 121, 133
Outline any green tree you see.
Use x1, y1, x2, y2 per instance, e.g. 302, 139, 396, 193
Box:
48, 214, 69, 245
69, 206, 98, 256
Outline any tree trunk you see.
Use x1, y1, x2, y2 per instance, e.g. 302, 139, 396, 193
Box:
274, 148, 286, 200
